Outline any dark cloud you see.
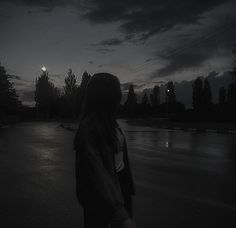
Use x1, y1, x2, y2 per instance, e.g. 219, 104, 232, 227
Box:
0, 13, 11, 19
7, 72, 35, 89
79, 0, 236, 77
121, 82, 145, 91
4, 0, 233, 40
156, 52, 206, 78
0, 0, 71, 11
152, 81, 165, 84
4, 0, 235, 44
27, 10, 33, 15
98, 38, 123, 46
2, 0, 236, 80
121, 82, 133, 91
7, 74, 21, 80
51, 74, 63, 78
150, 19, 236, 78
79, 0, 233, 40
96, 48, 115, 54
120, 82, 130, 90
13, 82, 26, 86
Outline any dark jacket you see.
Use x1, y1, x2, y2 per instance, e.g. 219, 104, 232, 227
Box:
74, 118, 135, 223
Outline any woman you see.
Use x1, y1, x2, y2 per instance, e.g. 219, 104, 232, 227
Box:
74, 73, 136, 228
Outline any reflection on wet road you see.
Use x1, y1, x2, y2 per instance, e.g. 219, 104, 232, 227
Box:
118, 120, 236, 227
0, 120, 236, 227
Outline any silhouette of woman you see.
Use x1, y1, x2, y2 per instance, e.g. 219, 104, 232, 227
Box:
74, 73, 136, 228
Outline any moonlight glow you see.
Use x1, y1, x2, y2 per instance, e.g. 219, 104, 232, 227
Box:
41, 66, 46, 72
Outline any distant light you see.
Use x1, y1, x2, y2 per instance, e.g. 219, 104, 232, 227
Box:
167, 89, 170, 92
165, 141, 169, 148
41, 66, 46, 72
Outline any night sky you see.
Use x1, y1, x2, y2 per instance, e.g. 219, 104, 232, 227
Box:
1, 0, 236, 106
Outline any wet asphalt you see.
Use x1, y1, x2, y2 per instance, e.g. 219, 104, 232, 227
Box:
0, 120, 236, 227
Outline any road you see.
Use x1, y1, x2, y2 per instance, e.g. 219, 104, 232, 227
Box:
0, 120, 236, 227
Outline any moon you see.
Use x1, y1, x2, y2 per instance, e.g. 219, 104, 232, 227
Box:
41, 66, 46, 71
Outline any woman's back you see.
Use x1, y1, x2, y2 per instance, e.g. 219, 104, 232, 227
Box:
74, 73, 136, 228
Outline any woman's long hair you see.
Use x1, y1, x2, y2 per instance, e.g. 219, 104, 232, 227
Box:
74, 73, 122, 153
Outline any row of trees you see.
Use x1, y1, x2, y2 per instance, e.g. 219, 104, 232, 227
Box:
123, 74, 236, 117
191, 44, 236, 112
192, 76, 236, 111
1, 61, 236, 120
32, 51, 236, 118
34, 68, 185, 118
0, 63, 21, 118
123, 81, 184, 117
123, 43, 236, 117
35, 69, 91, 118
1, 44, 236, 120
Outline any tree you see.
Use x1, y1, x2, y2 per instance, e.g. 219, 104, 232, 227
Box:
0, 62, 20, 115
80, 71, 91, 96
227, 82, 236, 106
76, 71, 91, 114
166, 81, 176, 104
124, 84, 137, 117
64, 69, 77, 98
63, 69, 77, 117
227, 43, 236, 107
219, 87, 226, 106
35, 69, 58, 118
202, 78, 212, 109
192, 77, 203, 111
150, 85, 160, 107
140, 92, 151, 115
232, 43, 236, 83
141, 92, 148, 105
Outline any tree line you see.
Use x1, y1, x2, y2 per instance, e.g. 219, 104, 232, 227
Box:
32, 69, 186, 118
33, 67, 236, 119
34, 69, 91, 118
0, 62, 21, 123
1, 44, 236, 121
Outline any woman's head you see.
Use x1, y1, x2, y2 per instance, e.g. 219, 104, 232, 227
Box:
82, 73, 122, 118
78, 73, 122, 151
